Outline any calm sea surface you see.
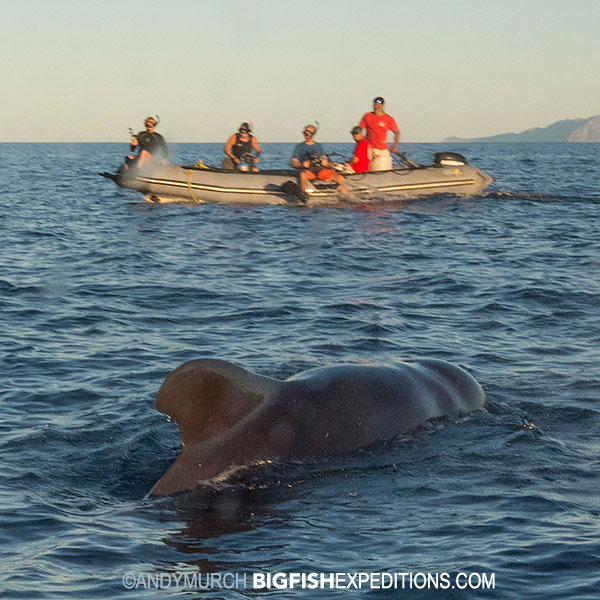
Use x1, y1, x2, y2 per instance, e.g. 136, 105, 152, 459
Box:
1, 142, 599, 599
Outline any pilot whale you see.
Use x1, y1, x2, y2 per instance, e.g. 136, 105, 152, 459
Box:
150, 358, 485, 495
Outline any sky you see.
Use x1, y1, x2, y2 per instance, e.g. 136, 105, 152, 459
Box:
1, 0, 599, 142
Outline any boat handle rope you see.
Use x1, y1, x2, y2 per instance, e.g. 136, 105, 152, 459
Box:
185, 169, 198, 202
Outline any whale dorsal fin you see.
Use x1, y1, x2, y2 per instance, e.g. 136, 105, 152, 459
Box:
156, 359, 282, 446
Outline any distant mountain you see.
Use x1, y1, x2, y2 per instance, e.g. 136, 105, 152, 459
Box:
443, 115, 600, 143
568, 115, 600, 142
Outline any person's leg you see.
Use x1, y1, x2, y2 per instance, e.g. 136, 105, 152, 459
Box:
380, 149, 393, 170
299, 169, 316, 193
371, 149, 393, 171
137, 150, 153, 168
333, 172, 348, 194
369, 149, 384, 171
317, 169, 348, 194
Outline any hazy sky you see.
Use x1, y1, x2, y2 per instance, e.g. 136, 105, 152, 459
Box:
2, 0, 599, 142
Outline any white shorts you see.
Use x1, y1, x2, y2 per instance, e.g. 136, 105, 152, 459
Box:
370, 148, 393, 171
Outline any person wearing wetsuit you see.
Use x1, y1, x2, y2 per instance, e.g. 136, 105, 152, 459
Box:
126, 116, 168, 169
223, 123, 261, 171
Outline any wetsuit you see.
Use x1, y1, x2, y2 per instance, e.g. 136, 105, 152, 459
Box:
231, 134, 254, 160
131, 131, 168, 160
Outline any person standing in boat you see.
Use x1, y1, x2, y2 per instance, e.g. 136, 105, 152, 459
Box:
358, 97, 399, 171
126, 116, 168, 170
348, 126, 371, 173
290, 124, 348, 197
223, 122, 261, 172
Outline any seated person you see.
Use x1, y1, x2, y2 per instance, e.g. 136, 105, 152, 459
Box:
348, 126, 370, 173
290, 124, 348, 196
125, 116, 168, 170
223, 122, 261, 172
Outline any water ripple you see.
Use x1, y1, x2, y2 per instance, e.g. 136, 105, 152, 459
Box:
1, 142, 599, 599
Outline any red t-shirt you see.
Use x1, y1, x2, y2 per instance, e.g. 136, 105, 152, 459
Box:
359, 112, 399, 150
351, 138, 370, 173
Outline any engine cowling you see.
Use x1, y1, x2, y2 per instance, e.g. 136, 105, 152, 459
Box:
434, 152, 467, 167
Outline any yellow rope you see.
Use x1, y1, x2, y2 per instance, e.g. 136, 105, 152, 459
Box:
185, 169, 198, 202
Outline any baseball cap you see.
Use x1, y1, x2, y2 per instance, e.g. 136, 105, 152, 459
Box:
373, 96, 385, 104
350, 126, 362, 135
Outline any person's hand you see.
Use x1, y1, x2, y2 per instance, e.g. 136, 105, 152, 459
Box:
302, 160, 310, 169
391, 143, 398, 154
130, 137, 139, 146
234, 158, 240, 164
254, 156, 260, 163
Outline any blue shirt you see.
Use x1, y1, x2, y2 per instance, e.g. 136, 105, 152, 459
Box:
292, 141, 325, 164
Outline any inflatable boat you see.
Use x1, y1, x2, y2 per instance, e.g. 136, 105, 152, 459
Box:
99, 153, 493, 205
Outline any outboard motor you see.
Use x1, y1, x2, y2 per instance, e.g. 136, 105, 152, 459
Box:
434, 152, 468, 167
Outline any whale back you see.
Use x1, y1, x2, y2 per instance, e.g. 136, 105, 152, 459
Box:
282, 360, 485, 451
151, 358, 485, 495
408, 358, 485, 414
156, 359, 282, 445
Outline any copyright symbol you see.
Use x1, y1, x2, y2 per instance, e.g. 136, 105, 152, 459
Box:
123, 572, 136, 589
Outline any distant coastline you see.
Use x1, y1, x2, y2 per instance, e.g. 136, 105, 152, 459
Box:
443, 114, 600, 143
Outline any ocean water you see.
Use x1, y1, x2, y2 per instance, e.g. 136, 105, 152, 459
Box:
1, 142, 599, 599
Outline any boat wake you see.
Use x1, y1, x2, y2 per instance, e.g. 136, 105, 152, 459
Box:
485, 189, 600, 204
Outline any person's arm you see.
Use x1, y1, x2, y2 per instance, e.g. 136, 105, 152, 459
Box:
315, 144, 330, 167
252, 137, 261, 163
391, 129, 400, 154
291, 145, 302, 168
349, 141, 361, 165
224, 135, 239, 163
130, 132, 140, 152
388, 117, 400, 153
